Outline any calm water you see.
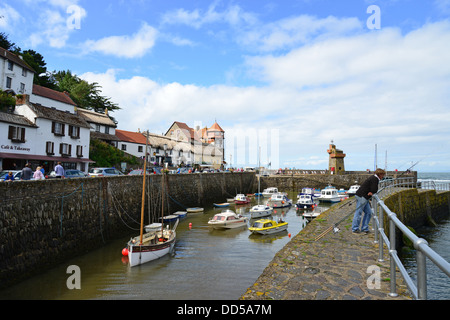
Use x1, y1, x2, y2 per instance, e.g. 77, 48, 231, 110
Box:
402, 172, 450, 300
0, 191, 322, 300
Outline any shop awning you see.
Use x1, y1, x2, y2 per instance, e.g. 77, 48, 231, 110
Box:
0, 152, 95, 163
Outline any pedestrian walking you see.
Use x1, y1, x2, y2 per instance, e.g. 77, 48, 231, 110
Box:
33, 166, 45, 180
54, 162, 65, 178
352, 168, 386, 234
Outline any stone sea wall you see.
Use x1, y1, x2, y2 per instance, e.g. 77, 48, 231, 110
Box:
0, 172, 255, 288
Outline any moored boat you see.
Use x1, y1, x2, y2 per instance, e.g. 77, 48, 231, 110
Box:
213, 203, 230, 208
187, 207, 204, 213
125, 131, 177, 267
249, 204, 273, 219
262, 187, 278, 197
249, 218, 288, 235
234, 194, 251, 205
208, 210, 248, 229
347, 184, 360, 196
267, 193, 292, 208
296, 194, 316, 209
318, 186, 341, 203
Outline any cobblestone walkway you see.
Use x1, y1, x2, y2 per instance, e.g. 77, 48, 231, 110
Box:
241, 199, 411, 300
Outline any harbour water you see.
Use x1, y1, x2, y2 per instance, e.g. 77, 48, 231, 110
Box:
402, 172, 450, 300
0, 191, 322, 300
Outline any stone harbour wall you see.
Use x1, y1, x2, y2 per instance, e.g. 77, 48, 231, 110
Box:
0, 172, 255, 289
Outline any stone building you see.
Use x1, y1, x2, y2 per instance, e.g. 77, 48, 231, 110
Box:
327, 142, 346, 174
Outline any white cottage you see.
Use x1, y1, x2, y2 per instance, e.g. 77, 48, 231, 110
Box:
0, 93, 92, 174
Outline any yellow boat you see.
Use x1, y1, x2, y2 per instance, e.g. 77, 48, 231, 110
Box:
249, 219, 288, 235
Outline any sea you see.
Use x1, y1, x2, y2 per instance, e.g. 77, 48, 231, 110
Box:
402, 172, 450, 300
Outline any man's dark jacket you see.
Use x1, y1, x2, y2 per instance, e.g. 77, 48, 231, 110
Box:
356, 175, 380, 199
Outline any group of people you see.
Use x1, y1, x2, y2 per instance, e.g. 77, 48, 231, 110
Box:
3, 162, 65, 181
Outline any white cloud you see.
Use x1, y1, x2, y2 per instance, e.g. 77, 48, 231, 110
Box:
0, 3, 23, 30
160, 3, 257, 29
80, 20, 450, 170
238, 15, 363, 52
26, 2, 87, 48
83, 23, 158, 58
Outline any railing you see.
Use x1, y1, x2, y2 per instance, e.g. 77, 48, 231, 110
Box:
371, 178, 450, 299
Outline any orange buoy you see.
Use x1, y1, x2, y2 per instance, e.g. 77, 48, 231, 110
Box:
288, 233, 291, 238
122, 248, 128, 256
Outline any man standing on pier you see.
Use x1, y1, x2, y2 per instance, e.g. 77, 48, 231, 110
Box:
352, 168, 386, 234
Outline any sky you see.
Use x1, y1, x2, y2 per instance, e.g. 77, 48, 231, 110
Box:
2, 0, 450, 172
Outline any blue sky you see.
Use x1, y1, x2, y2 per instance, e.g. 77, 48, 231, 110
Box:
2, 0, 450, 172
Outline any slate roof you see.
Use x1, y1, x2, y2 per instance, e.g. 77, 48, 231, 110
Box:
0, 111, 37, 127
29, 103, 91, 128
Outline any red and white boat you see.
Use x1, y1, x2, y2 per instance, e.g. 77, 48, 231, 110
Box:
234, 193, 250, 204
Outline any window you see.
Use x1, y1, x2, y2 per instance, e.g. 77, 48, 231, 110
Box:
22, 68, 27, 77
76, 145, 83, 157
138, 146, 143, 152
52, 122, 65, 136
20, 83, 25, 93
60, 143, 71, 156
105, 126, 109, 134
121, 144, 127, 151
69, 125, 80, 139
6, 77, 12, 89
46, 141, 55, 155
8, 126, 25, 143
7, 61, 13, 71
95, 124, 100, 132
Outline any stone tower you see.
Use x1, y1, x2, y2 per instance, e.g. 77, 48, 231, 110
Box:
327, 142, 346, 174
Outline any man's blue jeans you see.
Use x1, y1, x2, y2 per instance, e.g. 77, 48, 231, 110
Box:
352, 195, 372, 232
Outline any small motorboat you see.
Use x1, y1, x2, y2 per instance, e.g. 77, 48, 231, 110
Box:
296, 194, 316, 209
318, 186, 341, 203
297, 187, 320, 199
302, 211, 321, 219
249, 204, 273, 219
159, 214, 179, 222
249, 219, 288, 235
267, 193, 292, 208
262, 187, 278, 197
208, 210, 248, 229
173, 211, 187, 218
347, 184, 360, 196
234, 194, 251, 205
145, 222, 162, 233
187, 207, 204, 213
213, 203, 230, 208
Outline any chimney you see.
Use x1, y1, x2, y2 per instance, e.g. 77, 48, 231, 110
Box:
105, 108, 108, 115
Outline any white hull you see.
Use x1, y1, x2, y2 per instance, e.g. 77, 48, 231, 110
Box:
127, 228, 176, 267
128, 240, 175, 267
319, 197, 341, 203
249, 205, 273, 218
208, 220, 248, 229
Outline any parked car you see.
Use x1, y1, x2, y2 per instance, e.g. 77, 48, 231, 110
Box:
46, 169, 88, 179
88, 167, 124, 177
128, 169, 153, 175
0, 170, 22, 181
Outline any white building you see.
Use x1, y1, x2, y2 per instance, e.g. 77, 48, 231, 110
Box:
0, 92, 92, 174
0, 47, 35, 95
77, 108, 119, 147
115, 129, 147, 159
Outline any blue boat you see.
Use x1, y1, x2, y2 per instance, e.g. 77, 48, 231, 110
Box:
213, 203, 230, 208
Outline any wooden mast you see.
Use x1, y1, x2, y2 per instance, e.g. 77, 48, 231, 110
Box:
139, 130, 149, 245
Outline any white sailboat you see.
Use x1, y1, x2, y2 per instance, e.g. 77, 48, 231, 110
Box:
125, 131, 177, 267
250, 148, 273, 218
